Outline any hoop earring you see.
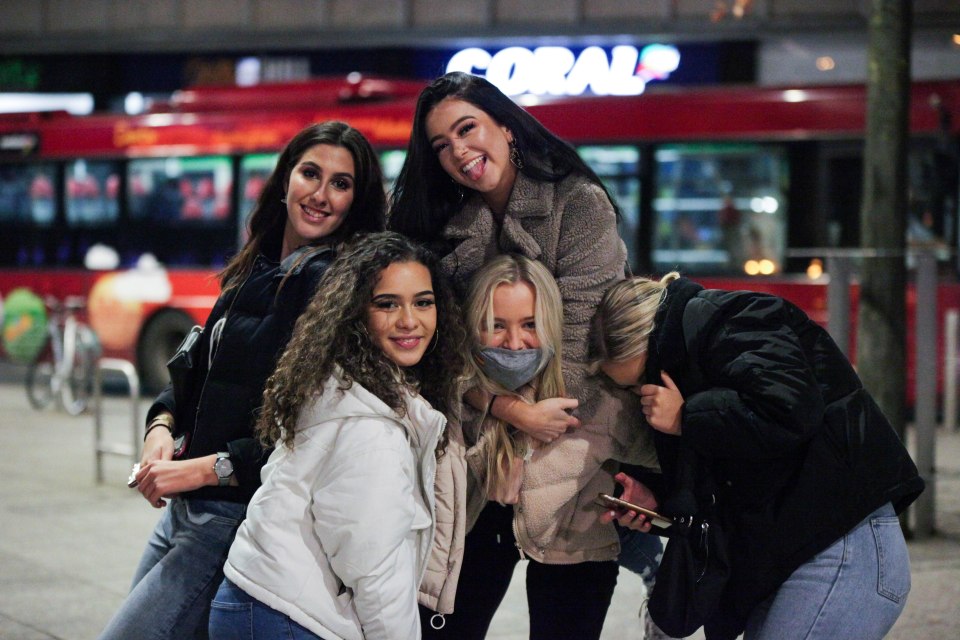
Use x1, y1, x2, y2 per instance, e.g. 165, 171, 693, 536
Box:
450, 178, 464, 204
280, 196, 287, 203
509, 142, 524, 169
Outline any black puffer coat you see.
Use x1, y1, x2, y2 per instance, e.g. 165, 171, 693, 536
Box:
147, 243, 334, 504
646, 277, 924, 638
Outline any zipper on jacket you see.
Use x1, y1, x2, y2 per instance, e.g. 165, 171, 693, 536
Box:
189, 267, 254, 458
511, 514, 527, 560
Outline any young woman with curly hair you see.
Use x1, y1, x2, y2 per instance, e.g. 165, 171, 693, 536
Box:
100, 121, 386, 640
207, 231, 469, 640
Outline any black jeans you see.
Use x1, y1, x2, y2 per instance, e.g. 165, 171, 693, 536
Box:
420, 502, 619, 640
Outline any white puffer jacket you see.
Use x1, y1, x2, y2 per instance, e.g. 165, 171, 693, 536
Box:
224, 370, 446, 640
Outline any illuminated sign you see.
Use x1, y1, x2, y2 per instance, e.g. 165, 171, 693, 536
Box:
446, 44, 680, 97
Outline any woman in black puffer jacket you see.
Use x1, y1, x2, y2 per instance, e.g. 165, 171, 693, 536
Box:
589, 272, 924, 640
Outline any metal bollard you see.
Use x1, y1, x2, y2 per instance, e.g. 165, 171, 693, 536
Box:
945, 309, 959, 432
826, 256, 852, 358
93, 358, 141, 484
912, 250, 937, 538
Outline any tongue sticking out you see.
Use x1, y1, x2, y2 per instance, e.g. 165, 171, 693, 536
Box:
463, 156, 486, 181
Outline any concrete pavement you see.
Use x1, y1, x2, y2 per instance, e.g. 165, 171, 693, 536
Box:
0, 378, 957, 640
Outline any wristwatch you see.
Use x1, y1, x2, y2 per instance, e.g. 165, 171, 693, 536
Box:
213, 452, 234, 487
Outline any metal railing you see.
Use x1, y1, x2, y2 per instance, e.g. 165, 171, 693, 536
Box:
790, 247, 941, 538
92, 358, 140, 484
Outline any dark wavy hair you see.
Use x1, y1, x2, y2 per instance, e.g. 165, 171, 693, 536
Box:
256, 231, 468, 451
220, 121, 386, 289
388, 71, 620, 243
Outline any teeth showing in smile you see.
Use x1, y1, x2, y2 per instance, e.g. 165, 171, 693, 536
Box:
393, 337, 421, 349
461, 156, 484, 174
303, 206, 328, 221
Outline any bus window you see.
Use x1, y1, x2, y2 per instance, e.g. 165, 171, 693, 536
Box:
128, 156, 232, 224
126, 156, 235, 267
653, 143, 787, 276
0, 163, 56, 226
380, 150, 407, 195
65, 159, 120, 226
908, 141, 958, 251
239, 153, 279, 246
578, 145, 641, 269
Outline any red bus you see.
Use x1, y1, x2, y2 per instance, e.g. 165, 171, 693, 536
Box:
2, 75, 959, 394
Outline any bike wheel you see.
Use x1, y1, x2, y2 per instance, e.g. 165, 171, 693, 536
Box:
62, 327, 99, 416
26, 347, 55, 411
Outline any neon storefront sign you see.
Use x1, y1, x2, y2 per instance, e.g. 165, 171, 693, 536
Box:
446, 44, 680, 97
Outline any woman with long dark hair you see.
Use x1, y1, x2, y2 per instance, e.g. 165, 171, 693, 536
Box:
100, 121, 386, 640
390, 72, 660, 639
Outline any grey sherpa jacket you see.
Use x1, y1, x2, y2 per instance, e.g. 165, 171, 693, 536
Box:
439, 171, 659, 561
440, 171, 657, 463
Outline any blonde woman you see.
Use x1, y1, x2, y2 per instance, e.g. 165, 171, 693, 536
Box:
590, 272, 923, 639
422, 254, 647, 640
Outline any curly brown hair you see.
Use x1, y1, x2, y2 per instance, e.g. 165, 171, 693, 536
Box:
256, 231, 469, 451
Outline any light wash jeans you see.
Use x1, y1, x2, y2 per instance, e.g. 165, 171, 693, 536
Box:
617, 525, 665, 590
744, 502, 910, 640
209, 578, 326, 640
98, 497, 246, 640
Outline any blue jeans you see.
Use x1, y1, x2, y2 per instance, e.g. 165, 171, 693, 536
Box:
209, 578, 326, 640
744, 502, 910, 640
616, 525, 665, 590
98, 498, 246, 640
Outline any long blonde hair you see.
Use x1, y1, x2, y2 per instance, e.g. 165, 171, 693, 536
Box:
589, 271, 681, 369
465, 254, 565, 494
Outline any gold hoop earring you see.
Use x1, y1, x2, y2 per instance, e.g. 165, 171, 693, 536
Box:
509, 142, 524, 169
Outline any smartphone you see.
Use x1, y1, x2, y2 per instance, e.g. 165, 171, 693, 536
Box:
127, 463, 141, 488
597, 493, 673, 529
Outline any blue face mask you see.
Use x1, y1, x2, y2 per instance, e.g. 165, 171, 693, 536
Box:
477, 346, 552, 391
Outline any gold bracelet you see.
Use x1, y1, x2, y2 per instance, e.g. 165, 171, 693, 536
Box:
144, 414, 174, 440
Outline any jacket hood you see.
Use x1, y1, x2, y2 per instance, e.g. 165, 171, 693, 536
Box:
298, 367, 446, 447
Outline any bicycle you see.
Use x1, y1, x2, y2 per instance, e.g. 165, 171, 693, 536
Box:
26, 295, 101, 415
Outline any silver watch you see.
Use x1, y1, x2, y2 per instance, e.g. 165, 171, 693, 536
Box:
213, 452, 234, 487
